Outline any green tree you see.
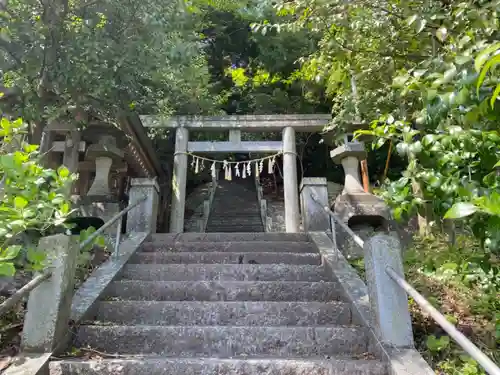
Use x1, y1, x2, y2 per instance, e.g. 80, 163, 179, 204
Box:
0, 0, 215, 138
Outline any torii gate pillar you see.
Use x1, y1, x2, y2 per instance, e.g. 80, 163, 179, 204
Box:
283, 127, 300, 232
170, 127, 189, 233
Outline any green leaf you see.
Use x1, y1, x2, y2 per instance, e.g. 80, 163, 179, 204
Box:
426, 335, 450, 352
23, 144, 38, 153
494, 160, 500, 168
61, 203, 71, 214
14, 196, 28, 209
455, 55, 472, 65
415, 19, 427, 33
474, 43, 500, 73
58, 166, 70, 178
26, 248, 46, 265
0, 262, 16, 276
444, 202, 478, 219
490, 83, 500, 108
476, 54, 500, 96
0, 246, 22, 261
406, 14, 418, 26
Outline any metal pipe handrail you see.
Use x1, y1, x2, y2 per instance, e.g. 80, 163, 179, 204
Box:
0, 271, 51, 316
310, 193, 499, 374
310, 193, 365, 248
386, 266, 500, 375
79, 196, 147, 250
0, 196, 147, 317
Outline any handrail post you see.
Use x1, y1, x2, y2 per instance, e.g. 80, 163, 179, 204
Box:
22, 234, 80, 353
363, 234, 414, 348
300, 178, 330, 232
127, 178, 160, 233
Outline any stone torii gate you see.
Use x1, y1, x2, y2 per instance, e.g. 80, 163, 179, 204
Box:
140, 114, 332, 233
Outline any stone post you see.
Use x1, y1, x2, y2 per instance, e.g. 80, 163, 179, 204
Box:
87, 157, 113, 196
127, 178, 160, 233
22, 234, 79, 352
260, 199, 268, 231
331, 142, 366, 195
62, 130, 81, 174
364, 234, 414, 348
283, 126, 300, 233
170, 127, 189, 233
300, 177, 330, 233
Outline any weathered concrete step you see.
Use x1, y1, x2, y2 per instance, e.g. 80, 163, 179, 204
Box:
75, 326, 369, 356
105, 281, 342, 301
206, 223, 263, 228
93, 301, 351, 325
119, 264, 327, 281
140, 241, 318, 254
205, 227, 264, 231
147, 233, 310, 243
208, 213, 262, 217
130, 252, 321, 265
205, 228, 264, 233
49, 357, 387, 375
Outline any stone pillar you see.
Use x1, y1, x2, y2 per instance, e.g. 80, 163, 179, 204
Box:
127, 178, 160, 233
331, 142, 366, 194
283, 126, 300, 233
62, 130, 81, 173
22, 234, 79, 352
87, 157, 113, 196
170, 127, 189, 233
364, 234, 414, 348
300, 178, 330, 232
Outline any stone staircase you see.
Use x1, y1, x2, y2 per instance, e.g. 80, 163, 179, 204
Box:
50, 233, 387, 375
206, 179, 264, 232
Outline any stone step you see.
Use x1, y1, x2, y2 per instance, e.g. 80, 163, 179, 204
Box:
140, 241, 318, 254
205, 227, 264, 233
50, 357, 387, 375
208, 217, 261, 220
130, 252, 321, 265
207, 220, 263, 225
147, 233, 310, 243
75, 326, 369, 357
92, 301, 351, 326
104, 281, 342, 301
119, 264, 327, 281
209, 211, 261, 215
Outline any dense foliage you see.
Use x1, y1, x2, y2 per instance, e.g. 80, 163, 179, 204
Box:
0, 0, 214, 133
0, 118, 74, 275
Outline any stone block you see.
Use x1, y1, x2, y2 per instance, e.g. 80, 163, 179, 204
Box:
363, 234, 414, 348
127, 178, 160, 233
300, 178, 330, 232
333, 193, 390, 224
332, 192, 390, 260
330, 142, 366, 164
22, 234, 79, 352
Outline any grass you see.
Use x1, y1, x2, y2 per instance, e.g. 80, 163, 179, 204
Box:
350, 234, 499, 375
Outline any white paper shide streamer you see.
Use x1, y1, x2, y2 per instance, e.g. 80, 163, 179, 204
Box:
187, 152, 282, 180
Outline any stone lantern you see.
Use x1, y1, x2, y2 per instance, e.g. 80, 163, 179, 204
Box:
329, 124, 391, 260
81, 123, 128, 236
